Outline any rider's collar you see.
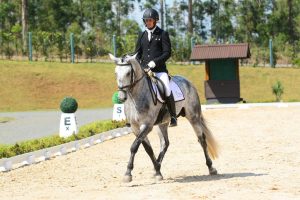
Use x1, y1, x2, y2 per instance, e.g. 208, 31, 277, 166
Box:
146, 26, 157, 32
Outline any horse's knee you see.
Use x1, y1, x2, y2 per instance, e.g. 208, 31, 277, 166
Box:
130, 146, 138, 154
130, 139, 142, 153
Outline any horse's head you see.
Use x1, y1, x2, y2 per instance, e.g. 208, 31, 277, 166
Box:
109, 53, 143, 102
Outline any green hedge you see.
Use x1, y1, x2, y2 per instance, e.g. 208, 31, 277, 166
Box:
112, 92, 123, 104
60, 97, 78, 113
0, 120, 126, 159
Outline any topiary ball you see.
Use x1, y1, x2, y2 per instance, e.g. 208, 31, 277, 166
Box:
60, 97, 78, 113
112, 92, 122, 104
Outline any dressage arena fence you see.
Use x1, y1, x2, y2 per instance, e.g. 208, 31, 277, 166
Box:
0, 127, 131, 172
0, 31, 138, 63
1, 102, 299, 173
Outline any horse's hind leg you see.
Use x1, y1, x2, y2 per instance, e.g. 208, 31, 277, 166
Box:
199, 131, 218, 175
141, 137, 162, 180
187, 116, 218, 175
155, 123, 170, 180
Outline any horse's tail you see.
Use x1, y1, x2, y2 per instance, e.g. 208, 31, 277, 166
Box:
200, 113, 219, 160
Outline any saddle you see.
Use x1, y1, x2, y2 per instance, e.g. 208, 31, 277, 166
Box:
151, 76, 167, 101
146, 74, 185, 125
146, 75, 185, 104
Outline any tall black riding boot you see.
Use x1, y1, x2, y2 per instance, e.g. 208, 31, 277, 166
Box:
166, 92, 177, 127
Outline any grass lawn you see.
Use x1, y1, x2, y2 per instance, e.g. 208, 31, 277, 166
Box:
0, 60, 300, 112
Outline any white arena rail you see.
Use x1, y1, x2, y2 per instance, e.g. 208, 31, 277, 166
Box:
0, 127, 132, 172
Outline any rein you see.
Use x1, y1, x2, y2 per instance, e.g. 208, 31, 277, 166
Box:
146, 75, 158, 105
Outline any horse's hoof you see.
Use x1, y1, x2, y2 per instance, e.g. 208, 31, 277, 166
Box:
152, 172, 156, 178
155, 175, 163, 182
123, 175, 132, 183
209, 168, 218, 175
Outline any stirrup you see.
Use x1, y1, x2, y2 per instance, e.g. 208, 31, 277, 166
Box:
169, 117, 177, 127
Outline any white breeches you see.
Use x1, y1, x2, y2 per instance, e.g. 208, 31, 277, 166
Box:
154, 72, 171, 96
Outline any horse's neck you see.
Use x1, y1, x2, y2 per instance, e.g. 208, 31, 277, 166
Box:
126, 77, 152, 110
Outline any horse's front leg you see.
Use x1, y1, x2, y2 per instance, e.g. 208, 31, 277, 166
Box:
123, 124, 152, 183
142, 137, 163, 181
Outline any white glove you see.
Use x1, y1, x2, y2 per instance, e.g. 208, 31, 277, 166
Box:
147, 61, 156, 69
144, 68, 154, 77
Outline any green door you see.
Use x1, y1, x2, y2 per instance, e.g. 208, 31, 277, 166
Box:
209, 59, 237, 80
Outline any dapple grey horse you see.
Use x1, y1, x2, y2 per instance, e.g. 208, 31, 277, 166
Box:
109, 53, 219, 183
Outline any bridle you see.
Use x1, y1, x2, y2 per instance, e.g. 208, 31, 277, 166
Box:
117, 63, 145, 92
116, 60, 158, 106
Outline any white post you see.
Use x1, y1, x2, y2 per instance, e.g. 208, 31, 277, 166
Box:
4, 160, 12, 171
112, 104, 126, 121
59, 113, 78, 138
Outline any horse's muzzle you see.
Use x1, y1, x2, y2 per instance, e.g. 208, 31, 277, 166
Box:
118, 90, 127, 102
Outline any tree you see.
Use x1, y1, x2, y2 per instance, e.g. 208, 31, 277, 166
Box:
235, 0, 269, 44
267, 0, 300, 62
286, 0, 300, 58
111, 0, 135, 35
216, 0, 236, 43
188, 0, 193, 34
193, 0, 207, 40
79, 0, 114, 32
168, 0, 186, 37
0, 0, 299, 62
27, 0, 77, 32
160, 0, 164, 29
0, 1, 18, 58
21, 0, 28, 51
139, 0, 158, 9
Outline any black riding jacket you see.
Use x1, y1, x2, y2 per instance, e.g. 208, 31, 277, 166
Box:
135, 26, 171, 73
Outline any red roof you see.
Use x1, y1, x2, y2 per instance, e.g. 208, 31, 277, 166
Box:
190, 43, 251, 61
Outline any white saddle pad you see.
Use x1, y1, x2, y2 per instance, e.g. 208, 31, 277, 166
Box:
152, 79, 185, 103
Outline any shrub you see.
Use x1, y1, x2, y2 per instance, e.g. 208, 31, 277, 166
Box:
60, 97, 78, 113
112, 92, 123, 104
0, 145, 16, 158
272, 81, 284, 102
0, 120, 126, 159
292, 57, 300, 67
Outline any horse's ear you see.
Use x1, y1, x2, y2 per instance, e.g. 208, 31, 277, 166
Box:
131, 53, 138, 59
132, 53, 138, 59
126, 53, 138, 62
108, 53, 120, 63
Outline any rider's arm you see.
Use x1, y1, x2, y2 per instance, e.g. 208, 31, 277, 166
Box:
135, 31, 144, 61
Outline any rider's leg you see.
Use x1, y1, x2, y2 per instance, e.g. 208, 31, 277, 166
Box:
155, 72, 177, 127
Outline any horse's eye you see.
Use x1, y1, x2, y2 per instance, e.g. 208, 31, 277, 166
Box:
126, 72, 130, 76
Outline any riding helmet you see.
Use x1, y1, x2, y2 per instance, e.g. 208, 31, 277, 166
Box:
142, 8, 159, 21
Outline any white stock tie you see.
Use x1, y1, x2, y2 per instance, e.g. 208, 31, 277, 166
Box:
148, 31, 152, 41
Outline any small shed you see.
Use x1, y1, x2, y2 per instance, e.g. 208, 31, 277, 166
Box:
190, 43, 251, 103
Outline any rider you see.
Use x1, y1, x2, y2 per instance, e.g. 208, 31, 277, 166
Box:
135, 8, 177, 127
